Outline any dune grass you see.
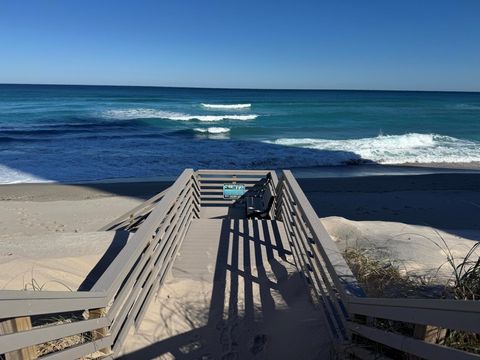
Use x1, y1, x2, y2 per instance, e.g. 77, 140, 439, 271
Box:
343, 240, 480, 355
15, 275, 105, 358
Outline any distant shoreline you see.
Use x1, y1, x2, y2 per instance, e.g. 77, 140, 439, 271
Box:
1, 163, 480, 188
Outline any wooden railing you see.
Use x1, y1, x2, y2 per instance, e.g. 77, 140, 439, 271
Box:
0, 169, 200, 359
276, 170, 364, 345
99, 188, 170, 231
196, 169, 278, 207
276, 170, 480, 359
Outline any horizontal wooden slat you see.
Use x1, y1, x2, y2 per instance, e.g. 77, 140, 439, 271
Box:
348, 322, 480, 360
0, 290, 106, 300
348, 297, 480, 313
99, 188, 169, 231
347, 297, 480, 333
198, 177, 263, 182
0, 317, 109, 354
200, 183, 256, 189
109, 193, 194, 334
200, 200, 234, 204
282, 170, 364, 299
197, 169, 272, 175
92, 170, 195, 296
0, 296, 107, 319
200, 194, 233, 199
40, 336, 113, 360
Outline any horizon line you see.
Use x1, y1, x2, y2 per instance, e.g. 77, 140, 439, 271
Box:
1, 82, 479, 94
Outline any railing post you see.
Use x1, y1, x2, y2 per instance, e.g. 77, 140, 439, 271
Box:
0, 317, 37, 360
407, 324, 447, 360
274, 177, 284, 220
89, 308, 111, 357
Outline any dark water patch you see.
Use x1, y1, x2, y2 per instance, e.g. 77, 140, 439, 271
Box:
0, 136, 52, 143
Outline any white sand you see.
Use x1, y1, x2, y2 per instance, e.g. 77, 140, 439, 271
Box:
0, 195, 141, 291
0, 231, 130, 291
322, 216, 480, 284
0, 197, 141, 236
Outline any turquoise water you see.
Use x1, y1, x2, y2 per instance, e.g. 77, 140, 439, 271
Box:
0, 84, 479, 183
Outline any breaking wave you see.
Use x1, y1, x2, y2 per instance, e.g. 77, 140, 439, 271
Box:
266, 133, 480, 164
194, 127, 230, 134
201, 103, 251, 109
104, 109, 257, 121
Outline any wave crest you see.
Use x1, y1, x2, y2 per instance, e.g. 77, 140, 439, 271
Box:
266, 133, 480, 164
194, 127, 230, 134
104, 109, 257, 122
201, 103, 251, 109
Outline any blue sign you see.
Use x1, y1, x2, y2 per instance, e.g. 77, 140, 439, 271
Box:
223, 184, 246, 199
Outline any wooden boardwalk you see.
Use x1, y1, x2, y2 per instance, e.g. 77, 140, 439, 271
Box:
120, 216, 331, 359
173, 218, 290, 281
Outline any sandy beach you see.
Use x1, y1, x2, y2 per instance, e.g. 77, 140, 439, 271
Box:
1, 172, 480, 291
1, 171, 479, 357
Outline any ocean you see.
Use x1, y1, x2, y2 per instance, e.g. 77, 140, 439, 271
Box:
0, 84, 479, 184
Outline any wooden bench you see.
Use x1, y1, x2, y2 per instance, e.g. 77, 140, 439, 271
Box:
234, 174, 275, 219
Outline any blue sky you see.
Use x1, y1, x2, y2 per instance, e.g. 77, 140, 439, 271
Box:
0, 1, 479, 91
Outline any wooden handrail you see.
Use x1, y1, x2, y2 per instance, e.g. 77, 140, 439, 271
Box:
277, 169, 480, 359
91, 169, 194, 296
0, 169, 199, 359
99, 187, 170, 231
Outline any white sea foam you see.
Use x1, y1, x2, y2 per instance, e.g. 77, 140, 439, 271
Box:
0, 165, 53, 184
266, 133, 480, 164
194, 127, 231, 134
201, 103, 251, 109
2, 131, 479, 184
104, 109, 257, 121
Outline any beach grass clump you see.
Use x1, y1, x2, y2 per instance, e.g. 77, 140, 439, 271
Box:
344, 241, 480, 356
343, 247, 415, 298
451, 242, 480, 300
443, 242, 480, 353
36, 316, 89, 357
18, 276, 104, 358
33, 313, 107, 359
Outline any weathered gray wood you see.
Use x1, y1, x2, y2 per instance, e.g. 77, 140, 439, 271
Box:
0, 317, 37, 359
0, 290, 106, 300
108, 183, 196, 328
39, 336, 113, 360
279, 185, 348, 340
133, 209, 195, 329
0, 317, 109, 355
347, 297, 480, 333
0, 295, 107, 319
197, 169, 272, 175
110, 199, 195, 337
107, 183, 195, 320
282, 170, 364, 298
89, 308, 111, 355
348, 322, 480, 360
92, 169, 195, 296
99, 188, 169, 231
198, 177, 263, 182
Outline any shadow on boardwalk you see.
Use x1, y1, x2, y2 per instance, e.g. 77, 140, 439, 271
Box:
118, 218, 331, 359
